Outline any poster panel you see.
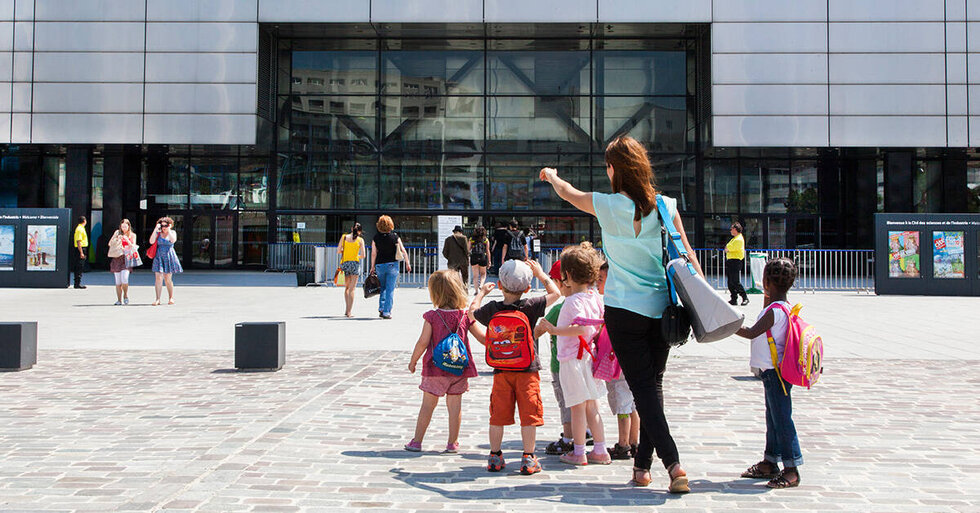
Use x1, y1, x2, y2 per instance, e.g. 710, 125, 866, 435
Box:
933, 231, 965, 279
27, 225, 57, 271
888, 231, 920, 278
0, 225, 13, 271
437, 215, 463, 271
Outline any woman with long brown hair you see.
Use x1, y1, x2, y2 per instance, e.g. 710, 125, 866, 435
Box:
540, 135, 703, 494
107, 218, 137, 305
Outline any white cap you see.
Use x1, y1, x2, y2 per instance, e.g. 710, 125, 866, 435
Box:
498, 259, 532, 292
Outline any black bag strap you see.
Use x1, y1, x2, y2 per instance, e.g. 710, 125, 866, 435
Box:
658, 207, 678, 307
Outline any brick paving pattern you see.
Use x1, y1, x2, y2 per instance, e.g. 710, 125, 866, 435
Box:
1, 350, 978, 512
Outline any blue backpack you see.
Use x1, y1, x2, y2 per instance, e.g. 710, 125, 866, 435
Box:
433, 312, 470, 376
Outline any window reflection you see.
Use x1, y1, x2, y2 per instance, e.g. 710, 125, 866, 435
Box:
190, 158, 237, 209
595, 51, 687, 96
289, 95, 376, 153
790, 161, 818, 214
291, 51, 376, 95
239, 212, 268, 266
652, 155, 696, 212
597, 97, 687, 152
704, 160, 737, 213
383, 50, 484, 95
381, 154, 484, 210
488, 52, 590, 96
381, 96, 483, 153
487, 96, 591, 150
239, 159, 269, 209
487, 154, 589, 211
276, 153, 377, 210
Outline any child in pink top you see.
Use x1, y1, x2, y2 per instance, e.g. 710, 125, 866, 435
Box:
407, 270, 486, 453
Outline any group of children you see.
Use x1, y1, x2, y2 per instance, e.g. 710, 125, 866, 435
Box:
405, 242, 805, 490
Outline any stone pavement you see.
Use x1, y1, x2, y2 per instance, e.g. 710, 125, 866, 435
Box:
2, 277, 980, 512
1, 350, 979, 512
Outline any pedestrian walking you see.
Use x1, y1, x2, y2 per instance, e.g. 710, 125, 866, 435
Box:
502, 220, 528, 262
370, 215, 412, 319
107, 218, 137, 305
539, 135, 704, 494
337, 222, 366, 318
442, 225, 470, 285
491, 222, 509, 274
149, 217, 182, 306
468, 225, 490, 294
72, 216, 88, 289
726, 222, 750, 306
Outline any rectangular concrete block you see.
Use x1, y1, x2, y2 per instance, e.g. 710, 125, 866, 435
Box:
0, 322, 37, 371
235, 322, 285, 371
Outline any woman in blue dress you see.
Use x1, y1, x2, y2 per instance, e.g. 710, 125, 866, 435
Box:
150, 216, 183, 305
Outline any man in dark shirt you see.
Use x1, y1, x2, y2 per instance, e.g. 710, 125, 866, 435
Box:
491, 222, 510, 274
442, 225, 470, 284
502, 220, 528, 262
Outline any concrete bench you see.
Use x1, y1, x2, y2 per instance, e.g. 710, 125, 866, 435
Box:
0, 322, 37, 371
235, 322, 285, 371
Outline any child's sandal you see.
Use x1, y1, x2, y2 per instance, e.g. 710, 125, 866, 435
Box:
766, 470, 800, 489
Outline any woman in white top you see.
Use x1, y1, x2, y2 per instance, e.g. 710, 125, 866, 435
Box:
107, 219, 137, 305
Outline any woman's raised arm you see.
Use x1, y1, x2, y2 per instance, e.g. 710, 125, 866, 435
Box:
539, 167, 595, 216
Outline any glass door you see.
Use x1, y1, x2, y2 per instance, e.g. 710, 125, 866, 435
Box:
189, 213, 237, 269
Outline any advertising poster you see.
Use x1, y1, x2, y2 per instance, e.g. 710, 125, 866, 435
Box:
0, 225, 13, 271
437, 215, 463, 271
932, 231, 965, 279
888, 231, 920, 278
27, 225, 57, 271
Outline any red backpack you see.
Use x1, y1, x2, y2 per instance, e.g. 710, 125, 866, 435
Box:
485, 310, 536, 371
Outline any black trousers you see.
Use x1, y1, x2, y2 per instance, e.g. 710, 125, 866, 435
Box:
73, 251, 86, 286
726, 258, 747, 301
604, 306, 680, 471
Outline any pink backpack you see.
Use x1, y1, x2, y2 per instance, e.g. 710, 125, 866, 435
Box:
766, 303, 823, 394
574, 316, 620, 381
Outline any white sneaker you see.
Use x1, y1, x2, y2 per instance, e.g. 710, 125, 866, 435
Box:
123, 298, 129, 305
113, 301, 122, 306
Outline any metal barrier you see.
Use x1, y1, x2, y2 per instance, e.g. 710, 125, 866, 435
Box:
269, 243, 874, 292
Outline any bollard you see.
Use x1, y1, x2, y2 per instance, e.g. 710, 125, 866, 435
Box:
235, 322, 285, 371
0, 322, 38, 371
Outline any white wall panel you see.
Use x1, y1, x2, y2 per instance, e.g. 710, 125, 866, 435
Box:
145, 53, 257, 83
485, 0, 595, 22
965, 1, 980, 21
947, 22, 967, 52
32, 83, 143, 113
144, 84, 256, 114
969, 117, 980, 146
34, 0, 144, 21
713, 54, 827, 84
829, 54, 945, 84
147, 0, 258, 22
713, 116, 829, 146
949, 0, 967, 20
13, 21, 31, 51
144, 114, 256, 144
949, 85, 968, 115
0, 112, 10, 142
32, 113, 142, 143
0, 22, 11, 51
0, 1, 12, 21
949, 116, 967, 146
713, 0, 826, 22
829, 23, 945, 53
950, 53, 968, 83
831, 85, 946, 115
829, 0, 944, 22
598, 0, 711, 23
830, 116, 946, 146
33, 22, 144, 52
13, 0, 33, 20
371, 0, 482, 23
11, 51, 30, 81
146, 23, 256, 52
968, 86, 980, 115
0, 53, 10, 81
712, 85, 827, 115
258, 0, 369, 23
713, 23, 826, 53
10, 112, 28, 142
0, 81, 11, 110
11, 81, 28, 111
964, 22, 980, 51
34, 52, 144, 82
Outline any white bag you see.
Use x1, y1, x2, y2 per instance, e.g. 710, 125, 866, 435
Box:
657, 196, 744, 343
666, 257, 744, 343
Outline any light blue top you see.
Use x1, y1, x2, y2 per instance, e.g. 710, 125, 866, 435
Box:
592, 192, 677, 319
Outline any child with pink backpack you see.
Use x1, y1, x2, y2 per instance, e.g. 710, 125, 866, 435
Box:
536, 243, 610, 466
734, 257, 823, 489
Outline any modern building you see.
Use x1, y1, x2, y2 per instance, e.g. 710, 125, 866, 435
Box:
1, 0, 979, 268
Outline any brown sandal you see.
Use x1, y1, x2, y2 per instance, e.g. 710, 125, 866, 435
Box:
766, 469, 800, 489
629, 467, 652, 487
741, 461, 780, 479
668, 464, 690, 494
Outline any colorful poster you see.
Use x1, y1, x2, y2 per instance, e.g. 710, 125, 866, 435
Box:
27, 225, 57, 271
0, 225, 13, 271
933, 231, 965, 279
888, 231, 920, 278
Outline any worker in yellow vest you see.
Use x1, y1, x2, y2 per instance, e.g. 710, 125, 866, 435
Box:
724, 222, 748, 306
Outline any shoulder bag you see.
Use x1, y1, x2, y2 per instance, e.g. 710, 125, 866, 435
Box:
657, 203, 692, 347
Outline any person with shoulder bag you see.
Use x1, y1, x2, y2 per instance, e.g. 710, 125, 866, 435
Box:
539, 135, 704, 494
442, 225, 470, 285
371, 215, 412, 319
107, 218, 139, 305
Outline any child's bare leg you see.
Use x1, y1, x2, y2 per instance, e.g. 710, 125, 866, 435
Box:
562, 422, 572, 439
489, 424, 504, 452
584, 400, 605, 445
569, 403, 588, 447
617, 414, 630, 447
629, 411, 640, 446
520, 425, 537, 454
445, 394, 462, 444
412, 392, 439, 443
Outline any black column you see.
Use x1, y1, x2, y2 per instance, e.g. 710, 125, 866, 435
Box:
103, 145, 125, 237
942, 154, 968, 213
853, 158, 878, 249
65, 146, 92, 224
884, 150, 913, 213
15, 148, 42, 207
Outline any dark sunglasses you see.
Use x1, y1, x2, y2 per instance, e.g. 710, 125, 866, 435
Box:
160, 223, 170, 227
